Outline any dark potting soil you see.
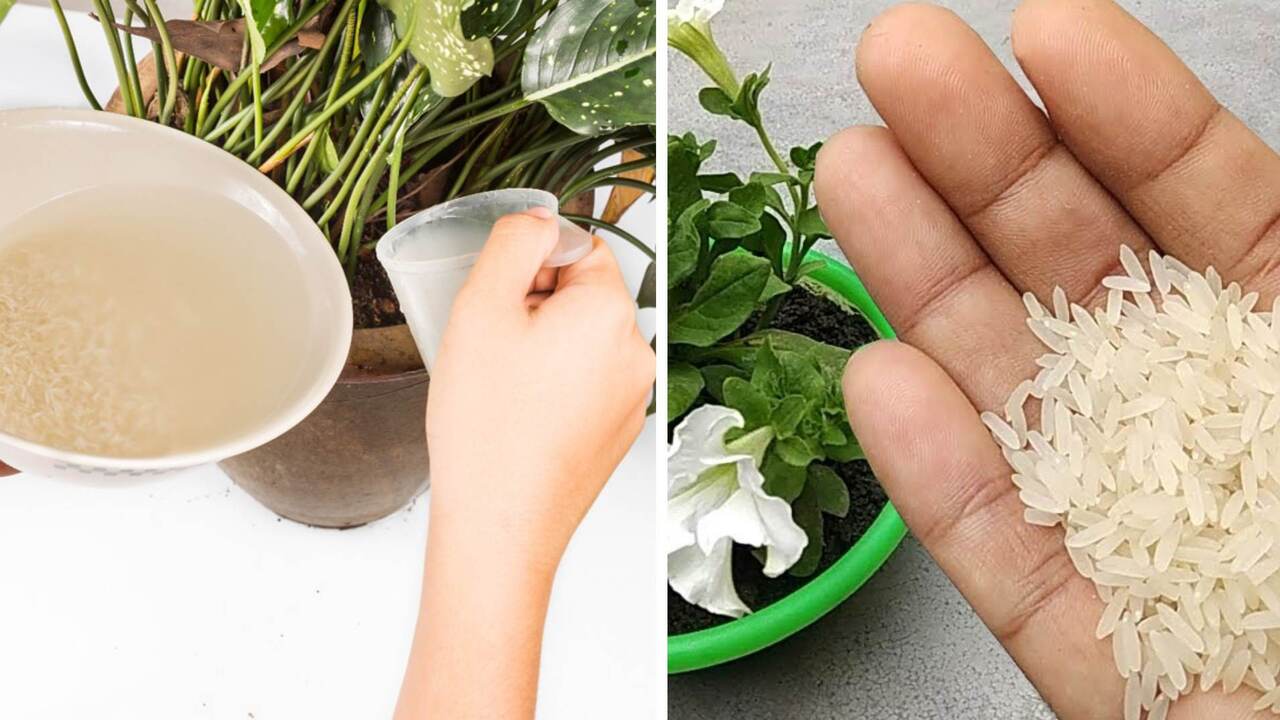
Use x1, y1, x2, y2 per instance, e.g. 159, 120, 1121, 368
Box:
351, 249, 406, 329
667, 284, 890, 636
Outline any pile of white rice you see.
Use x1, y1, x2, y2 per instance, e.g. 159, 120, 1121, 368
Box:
984, 246, 1280, 719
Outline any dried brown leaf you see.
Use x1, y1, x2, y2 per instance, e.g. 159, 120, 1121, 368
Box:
102, 18, 321, 72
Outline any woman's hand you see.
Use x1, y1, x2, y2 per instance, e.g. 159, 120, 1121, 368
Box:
817, 1, 1280, 718
395, 207, 653, 720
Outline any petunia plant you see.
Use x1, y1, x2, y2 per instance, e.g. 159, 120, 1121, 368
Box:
667, 0, 865, 616
48, 0, 657, 299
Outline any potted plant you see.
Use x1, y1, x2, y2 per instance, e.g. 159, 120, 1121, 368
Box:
46, 0, 657, 527
666, 0, 905, 671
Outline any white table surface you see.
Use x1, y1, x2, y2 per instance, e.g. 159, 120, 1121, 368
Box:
0, 7, 660, 719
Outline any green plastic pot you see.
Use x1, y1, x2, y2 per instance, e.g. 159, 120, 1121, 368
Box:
667, 249, 908, 674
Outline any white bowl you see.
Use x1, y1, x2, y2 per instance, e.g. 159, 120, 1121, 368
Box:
0, 109, 352, 481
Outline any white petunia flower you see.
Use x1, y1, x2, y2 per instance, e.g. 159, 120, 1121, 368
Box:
667, 0, 739, 96
667, 405, 808, 618
671, 0, 724, 26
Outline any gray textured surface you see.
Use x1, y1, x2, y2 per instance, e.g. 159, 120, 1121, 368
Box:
669, 1, 1280, 719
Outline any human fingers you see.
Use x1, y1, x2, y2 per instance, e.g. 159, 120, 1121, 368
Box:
845, 340, 1123, 717
856, 3, 1154, 308
461, 209, 560, 310
815, 125, 1040, 410
1013, 0, 1280, 301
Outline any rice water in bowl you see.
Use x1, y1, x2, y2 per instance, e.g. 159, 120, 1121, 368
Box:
0, 109, 352, 480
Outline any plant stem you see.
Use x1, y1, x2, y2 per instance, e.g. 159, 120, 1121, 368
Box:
92, 0, 141, 116
315, 67, 423, 226
300, 72, 393, 209
447, 113, 516, 199
121, 4, 146, 113
560, 214, 654, 260
338, 71, 426, 263
387, 130, 405, 230
286, 4, 359, 193
575, 177, 656, 195
142, 0, 178, 124
50, 0, 103, 110
259, 21, 415, 174
403, 97, 531, 151
246, 2, 352, 164
197, 0, 330, 134
194, 66, 221, 135
559, 158, 653, 202
203, 56, 313, 142
249, 66, 264, 147
363, 129, 468, 223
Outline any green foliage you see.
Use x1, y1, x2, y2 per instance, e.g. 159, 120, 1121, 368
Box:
376, 0, 494, 97
668, 47, 875, 576
522, 0, 657, 135
58, 0, 656, 289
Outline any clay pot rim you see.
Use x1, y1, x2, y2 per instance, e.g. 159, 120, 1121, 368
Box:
340, 365, 428, 385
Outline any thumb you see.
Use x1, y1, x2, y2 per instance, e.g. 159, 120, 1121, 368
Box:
461, 207, 560, 308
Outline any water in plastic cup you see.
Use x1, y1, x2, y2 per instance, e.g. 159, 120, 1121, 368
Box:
376, 189, 592, 369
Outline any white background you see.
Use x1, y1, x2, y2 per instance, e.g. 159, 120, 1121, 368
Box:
0, 7, 659, 719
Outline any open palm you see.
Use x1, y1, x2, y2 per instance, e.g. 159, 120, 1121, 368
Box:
816, 1, 1280, 718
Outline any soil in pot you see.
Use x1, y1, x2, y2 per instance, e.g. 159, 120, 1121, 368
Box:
667, 283, 890, 635
351, 249, 408, 329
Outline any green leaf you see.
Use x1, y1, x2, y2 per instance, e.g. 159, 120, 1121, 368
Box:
460, 0, 523, 39
751, 339, 783, 394
523, 0, 656, 134
317, 131, 342, 173
775, 436, 819, 466
749, 171, 797, 187
758, 273, 789, 303
667, 199, 706, 289
771, 396, 809, 437
789, 142, 822, 171
668, 363, 704, 422
0, 0, 16, 24
668, 135, 704, 223
731, 65, 770, 124
704, 201, 760, 239
728, 182, 766, 216
699, 173, 743, 193
742, 212, 787, 271
789, 486, 824, 577
637, 260, 656, 308
761, 184, 788, 217
825, 437, 863, 463
797, 205, 831, 238
670, 253, 771, 347
699, 364, 748, 403
722, 377, 771, 430
378, 0, 494, 97
795, 259, 825, 279
821, 424, 846, 447
236, 0, 291, 63
808, 464, 850, 517
761, 449, 807, 503
698, 87, 734, 116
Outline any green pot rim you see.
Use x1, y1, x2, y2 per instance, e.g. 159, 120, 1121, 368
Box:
667, 249, 908, 674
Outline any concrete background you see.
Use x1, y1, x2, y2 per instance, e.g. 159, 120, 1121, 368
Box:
668, 1, 1280, 719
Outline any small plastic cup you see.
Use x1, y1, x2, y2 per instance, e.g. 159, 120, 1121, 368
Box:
376, 189, 592, 368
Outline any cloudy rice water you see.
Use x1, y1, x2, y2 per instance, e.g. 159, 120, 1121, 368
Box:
0, 186, 311, 459
985, 245, 1280, 718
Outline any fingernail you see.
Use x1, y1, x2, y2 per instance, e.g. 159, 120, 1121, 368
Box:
525, 206, 553, 220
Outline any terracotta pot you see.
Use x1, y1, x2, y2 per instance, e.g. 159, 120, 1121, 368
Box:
219, 325, 430, 528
